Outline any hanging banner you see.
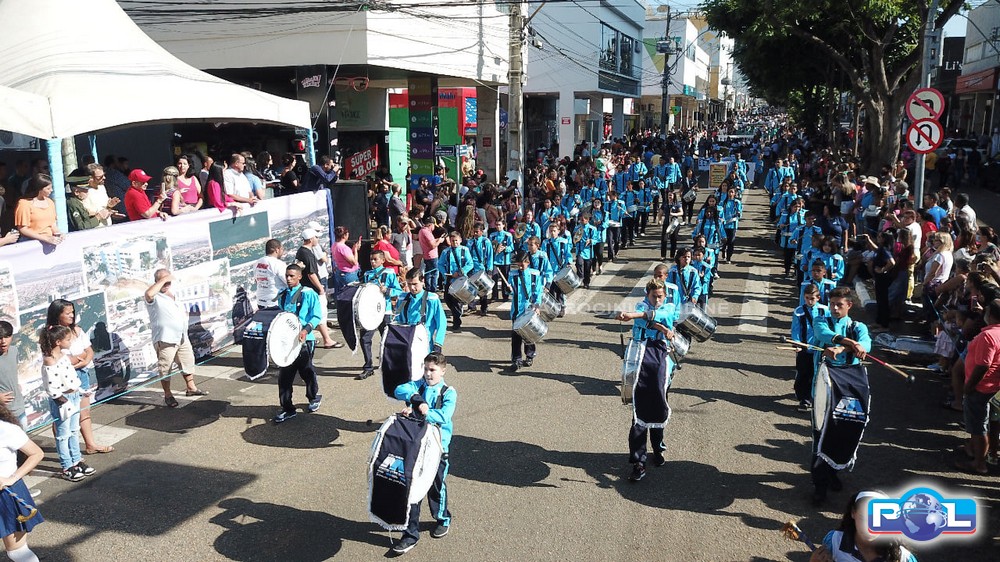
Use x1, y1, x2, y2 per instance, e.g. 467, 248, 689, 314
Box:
0, 191, 332, 429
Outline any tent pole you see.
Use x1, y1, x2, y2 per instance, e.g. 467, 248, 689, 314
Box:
46, 139, 68, 233
88, 135, 99, 164
306, 128, 316, 167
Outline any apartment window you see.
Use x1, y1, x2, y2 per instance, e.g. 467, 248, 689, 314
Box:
600, 24, 618, 73
619, 34, 634, 76
966, 42, 982, 63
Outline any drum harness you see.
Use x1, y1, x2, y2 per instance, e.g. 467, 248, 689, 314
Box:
822, 316, 861, 364
400, 290, 430, 324
277, 286, 310, 344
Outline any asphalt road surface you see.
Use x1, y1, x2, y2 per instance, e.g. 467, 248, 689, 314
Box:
25, 189, 998, 561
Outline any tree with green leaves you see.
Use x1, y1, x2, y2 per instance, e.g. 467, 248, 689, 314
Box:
703, 0, 964, 170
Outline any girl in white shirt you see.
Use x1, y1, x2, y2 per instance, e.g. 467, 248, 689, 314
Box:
39, 326, 92, 482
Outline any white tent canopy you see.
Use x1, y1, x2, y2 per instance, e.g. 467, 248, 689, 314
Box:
0, 0, 310, 139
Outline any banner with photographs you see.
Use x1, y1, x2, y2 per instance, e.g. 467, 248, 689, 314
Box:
0, 190, 332, 429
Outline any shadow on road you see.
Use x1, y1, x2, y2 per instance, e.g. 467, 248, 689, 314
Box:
123, 398, 230, 434
210, 498, 388, 561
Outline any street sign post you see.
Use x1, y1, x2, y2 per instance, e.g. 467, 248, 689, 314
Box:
906, 119, 943, 154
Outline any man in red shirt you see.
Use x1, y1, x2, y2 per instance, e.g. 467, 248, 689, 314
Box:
124, 169, 167, 221
958, 298, 1000, 475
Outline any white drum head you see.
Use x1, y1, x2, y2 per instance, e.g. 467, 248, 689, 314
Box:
354, 283, 386, 331
267, 312, 303, 367
410, 324, 430, 381
813, 362, 830, 430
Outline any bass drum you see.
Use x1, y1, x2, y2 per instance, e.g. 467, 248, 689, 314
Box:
621, 338, 646, 405
513, 310, 548, 343
266, 312, 304, 368
354, 283, 386, 331
380, 324, 431, 398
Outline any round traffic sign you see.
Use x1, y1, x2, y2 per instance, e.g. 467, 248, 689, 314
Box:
906, 87, 946, 122
906, 119, 943, 154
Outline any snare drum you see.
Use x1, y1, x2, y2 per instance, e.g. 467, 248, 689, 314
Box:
469, 270, 495, 296
537, 290, 563, 322
608, 220, 622, 228
621, 338, 646, 405
670, 331, 691, 358
664, 217, 681, 237
682, 190, 697, 203
448, 276, 477, 304
266, 312, 304, 368
513, 310, 548, 343
380, 323, 430, 398
353, 283, 387, 331
627, 204, 638, 214
552, 264, 582, 295
676, 302, 717, 342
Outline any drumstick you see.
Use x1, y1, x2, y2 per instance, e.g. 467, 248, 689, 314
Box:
780, 520, 817, 552
3, 488, 38, 523
780, 337, 915, 384
495, 267, 513, 292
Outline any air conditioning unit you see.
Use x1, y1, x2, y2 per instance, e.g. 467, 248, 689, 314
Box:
0, 131, 39, 151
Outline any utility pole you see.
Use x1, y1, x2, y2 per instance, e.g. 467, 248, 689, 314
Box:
507, 2, 525, 192
657, 5, 673, 137
913, 0, 939, 205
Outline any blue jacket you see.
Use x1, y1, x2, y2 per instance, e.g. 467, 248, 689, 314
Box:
572, 224, 598, 260
511, 267, 544, 320
813, 315, 872, 367
791, 302, 829, 343
465, 235, 494, 273
528, 251, 552, 285
722, 199, 743, 230
800, 278, 837, 306
779, 210, 806, 249
538, 208, 562, 234
693, 216, 726, 246
394, 290, 447, 350
608, 199, 627, 223
631, 294, 680, 341
394, 379, 456, 452
277, 285, 323, 342
667, 264, 703, 303
438, 245, 474, 278
541, 236, 572, 271
490, 230, 514, 266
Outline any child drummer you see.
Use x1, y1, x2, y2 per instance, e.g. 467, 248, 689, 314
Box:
507, 251, 544, 373
465, 222, 494, 316
358, 250, 404, 380
616, 278, 681, 482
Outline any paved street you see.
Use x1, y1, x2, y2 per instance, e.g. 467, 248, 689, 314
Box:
24, 191, 998, 561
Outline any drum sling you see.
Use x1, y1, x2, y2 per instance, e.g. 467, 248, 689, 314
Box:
813, 362, 870, 471
241, 308, 281, 380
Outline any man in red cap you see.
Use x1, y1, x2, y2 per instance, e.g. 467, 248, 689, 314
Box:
124, 169, 167, 221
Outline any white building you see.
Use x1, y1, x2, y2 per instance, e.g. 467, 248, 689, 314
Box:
117, 0, 509, 183
523, 0, 646, 157
956, 2, 1000, 138
640, 12, 709, 130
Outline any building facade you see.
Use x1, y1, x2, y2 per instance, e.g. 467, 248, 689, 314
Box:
956, 2, 1000, 140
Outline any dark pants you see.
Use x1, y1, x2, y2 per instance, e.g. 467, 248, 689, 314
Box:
628, 423, 665, 464
796, 267, 805, 287
639, 211, 649, 234
444, 291, 463, 328
277, 341, 318, 413
660, 220, 678, 259
783, 248, 796, 275
511, 331, 537, 362
794, 350, 814, 402
549, 281, 565, 308
592, 243, 604, 270
623, 217, 636, 246
608, 226, 622, 260
492, 264, 511, 300
723, 227, 737, 261
360, 315, 390, 370
403, 454, 451, 541
576, 256, 592, 288
682, 200, 695, 222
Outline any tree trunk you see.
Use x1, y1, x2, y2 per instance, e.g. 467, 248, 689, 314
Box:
861, 90, 907, 171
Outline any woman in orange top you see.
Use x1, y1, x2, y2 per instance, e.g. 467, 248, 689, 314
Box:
15, 174, 63, 245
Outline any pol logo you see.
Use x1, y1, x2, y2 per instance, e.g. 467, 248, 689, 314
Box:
867, 487, 977, 541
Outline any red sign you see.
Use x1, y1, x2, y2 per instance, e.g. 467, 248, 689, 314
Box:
561, 117, 571, 125
343, 145, 380, 179
482, 136, 492, 148
906, 119, 943, 154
